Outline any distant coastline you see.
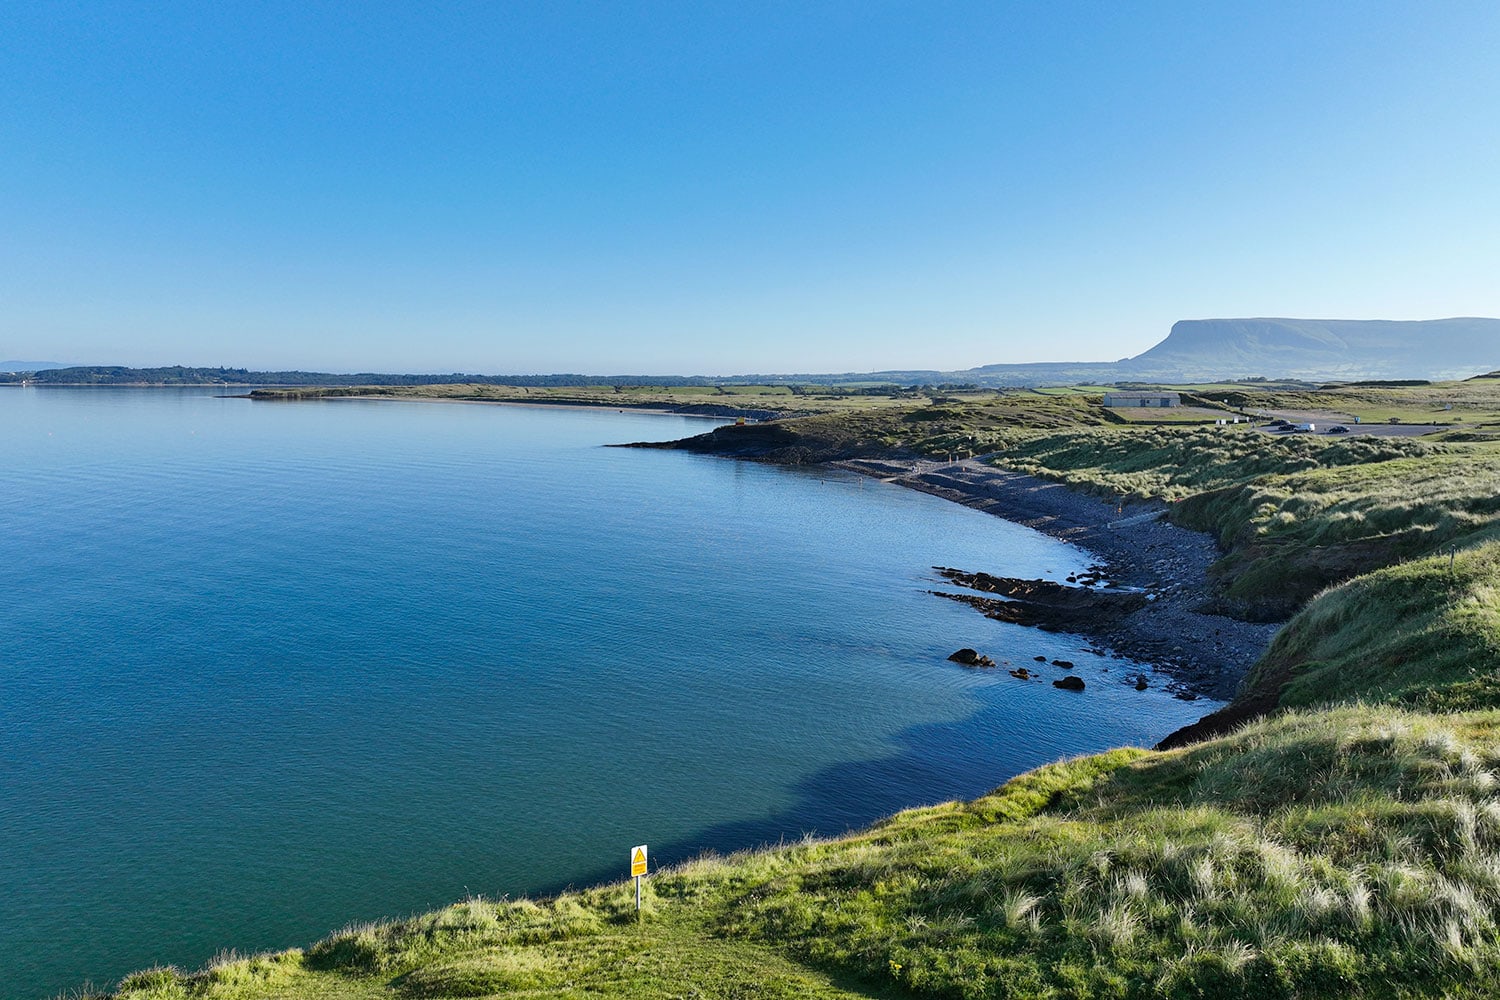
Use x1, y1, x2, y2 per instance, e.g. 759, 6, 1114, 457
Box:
244, 386, 789, 421
253, 391, 738, 420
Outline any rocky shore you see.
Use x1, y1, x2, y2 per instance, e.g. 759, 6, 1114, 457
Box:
833, 457, 1283, 702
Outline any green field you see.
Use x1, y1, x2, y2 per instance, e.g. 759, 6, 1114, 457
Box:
1193, 376, 1500, 427
987, 426, 1500, 617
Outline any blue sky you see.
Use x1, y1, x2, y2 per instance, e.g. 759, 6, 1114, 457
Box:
4, 1, 1498, 374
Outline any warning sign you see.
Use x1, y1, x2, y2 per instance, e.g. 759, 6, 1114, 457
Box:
630, 844, 648, 877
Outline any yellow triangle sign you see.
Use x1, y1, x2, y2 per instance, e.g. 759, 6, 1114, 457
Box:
630, 844, 648, 876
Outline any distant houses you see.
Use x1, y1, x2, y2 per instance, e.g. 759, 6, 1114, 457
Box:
1103, 391, 1181, 408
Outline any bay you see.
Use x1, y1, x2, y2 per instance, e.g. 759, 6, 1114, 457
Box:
0, 388, 1213, 998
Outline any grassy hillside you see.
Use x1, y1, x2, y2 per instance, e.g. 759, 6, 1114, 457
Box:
987, 427, 1500, 618
996, 426, 1429, 501
646, 391, 1117, 463
1235, 536, 1500, 713
1194, 375, 1500, 427
1175, 446, 1500, 616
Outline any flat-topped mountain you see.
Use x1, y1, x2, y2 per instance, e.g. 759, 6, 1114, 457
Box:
958, 317, 1500, 385
1125, 317, 1500, 381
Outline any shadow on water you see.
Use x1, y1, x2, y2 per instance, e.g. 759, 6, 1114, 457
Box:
535, 690, 1160, 896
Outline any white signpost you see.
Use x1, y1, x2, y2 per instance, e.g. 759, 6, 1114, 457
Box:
630, 844, 648, 913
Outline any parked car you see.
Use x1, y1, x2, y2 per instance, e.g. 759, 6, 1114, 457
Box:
1327, 425, 1350, 434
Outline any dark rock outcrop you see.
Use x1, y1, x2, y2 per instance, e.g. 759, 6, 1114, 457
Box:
931, 568, 1147, 633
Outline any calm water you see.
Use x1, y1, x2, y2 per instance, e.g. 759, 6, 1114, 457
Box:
0, 388, 1214, 997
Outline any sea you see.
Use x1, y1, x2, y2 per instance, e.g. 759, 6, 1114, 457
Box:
0, 387, 1215, 997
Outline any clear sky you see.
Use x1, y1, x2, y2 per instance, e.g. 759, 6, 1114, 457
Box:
4, 1, 1498, 375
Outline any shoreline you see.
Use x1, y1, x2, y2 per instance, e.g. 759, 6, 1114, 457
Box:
831, 456, 1281, 703
244, 389, 792, 421
254, 393, 732, 419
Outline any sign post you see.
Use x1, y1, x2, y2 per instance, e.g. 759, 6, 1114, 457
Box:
630, 844, 648, 914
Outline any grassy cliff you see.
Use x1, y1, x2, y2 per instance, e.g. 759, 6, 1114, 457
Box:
1241, 537, 1500, 713
109, 710, 1500, 999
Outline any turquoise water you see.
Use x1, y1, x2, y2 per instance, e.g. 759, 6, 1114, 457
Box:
0, 388, 1214, 997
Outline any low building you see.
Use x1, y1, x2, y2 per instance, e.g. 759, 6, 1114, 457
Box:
1102, 391, 1181, 408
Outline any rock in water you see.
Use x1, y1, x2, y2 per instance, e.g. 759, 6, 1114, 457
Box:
1051, 659, 1074, 669
931, 568, 1147, 632
948, 648, 995, 667
1053, 676, 1086, 691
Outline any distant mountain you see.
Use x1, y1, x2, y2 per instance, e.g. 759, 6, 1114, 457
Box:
0, 361, 69, 372
1124, 318, 1500, 381
961, 318, 1500, 385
